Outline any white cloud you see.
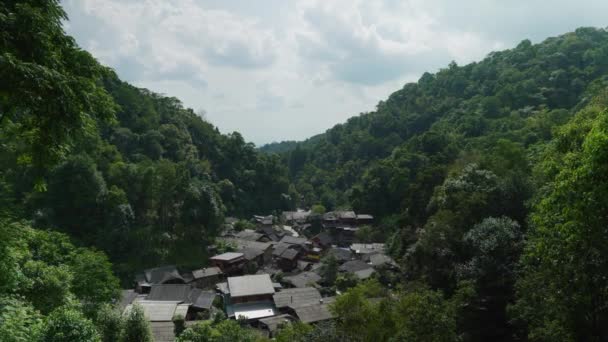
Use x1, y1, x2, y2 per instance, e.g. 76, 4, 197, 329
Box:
62, 0, 608, 145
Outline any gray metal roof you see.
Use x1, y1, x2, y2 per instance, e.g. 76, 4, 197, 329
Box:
191, 290, 216, 310
350, 243, 385, 255
147, 284, 191, 301
312, 232, 333, 246
143, 265, 185, 285
258, 314, 296, 332
294, 303, 335, 323
354, 268, 376, 280
280, 236, 308, 245
210, 252, 244, 261
327, 248, 353, 263
119, 289, 139, 311
222, 238, 271, 251
241, 247, 265, 261
273, 287, 322, 309
191, 267, 222, 279
283, 272, 321, 288
368, 254, 396, 267
228, 274, 275, 298
339, 260, 372, 273
273, 243, 292, 256
279, 248, 299, 260
124, 301, 181, 322
235, 229, 264, 241
216, 282, 229, 294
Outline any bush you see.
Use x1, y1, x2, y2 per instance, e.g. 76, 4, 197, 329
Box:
121, 304, 152, 342
95, 304, 124, 342
173, 314, 186, 337
41, 305, 101, 342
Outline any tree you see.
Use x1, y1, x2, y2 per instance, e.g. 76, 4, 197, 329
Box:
319, 254, 338, 286
95, 304, 124, 342
69, 248, 120, 311
40, 305, 101, 342
512, 101, 608, 341
121, 304, 153, 342
176, 320, 260, 342
391, 288, 460, 342
457, 217, 523, 341
0, 0, 116, 173
0, 296, 44, 342
311, 204, 326, 215
173, 314, 186, 338
274, 322, 313, 342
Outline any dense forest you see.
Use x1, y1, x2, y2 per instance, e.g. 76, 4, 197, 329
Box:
263, 27, 608, 341
2, 0, 608, 341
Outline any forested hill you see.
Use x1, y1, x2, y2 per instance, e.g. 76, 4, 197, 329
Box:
0, 1, 291, 283
271, 27, 608, 217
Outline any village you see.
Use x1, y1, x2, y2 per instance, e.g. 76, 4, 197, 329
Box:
120, 210, 399, 341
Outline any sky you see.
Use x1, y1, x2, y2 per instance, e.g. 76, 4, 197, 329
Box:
62, 0, 608, 146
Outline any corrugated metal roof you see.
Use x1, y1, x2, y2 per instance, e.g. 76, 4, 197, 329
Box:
191, 267, 222, 279
279, 248, 299, 260
273, 287, 322, 309
259, 314, 296, 332
120, 289, 138, 311
147, 284, 191, 301
174, 304, 189, 318
236, 230, 264, 241
227, 302, 276, 320
280, 236, 307, 245
294, 303, 334, 323
228, 274, 275, 298
210, 252, 244, 261
354, 268, 376, 280
339, 260, 372, 273
125, 301, 180, 322
283, 272, 321, 288
191, 291, 216, 310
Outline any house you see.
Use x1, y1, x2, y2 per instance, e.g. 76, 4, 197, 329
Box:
235, 229, 266, 242
189, 267, 223, 289
334, 226, 359, 246
224, 274, 276, 321
326, 248, 353, 264
293, 303, 335, 324
336, 211, 357, 225
272, 242, 294, 258
222, 238, 273, 265
119, 289, 140, 311
210, 252, 246, 275
282, 210, 311, 225
356, 214, 374, 225
135, 265, 186, 293
146, 284, 216, 320
279, 235, 308, 247
297, 260, 312, 272
273, 287, 322, 310
124, 300, 191, 342
339, 260, 376, 280
258, 314, 296, 337
367, 253, 398, 269
253, 215, 274, 227
257, 225, 284, 242
283, 272, 322, 288
311, 232, 333, 249
350, 243, 385, 257
277, 248, 300, 272
124, 300, 189, 322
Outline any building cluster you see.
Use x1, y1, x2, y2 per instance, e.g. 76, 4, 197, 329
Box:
121, 210, 397, 341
